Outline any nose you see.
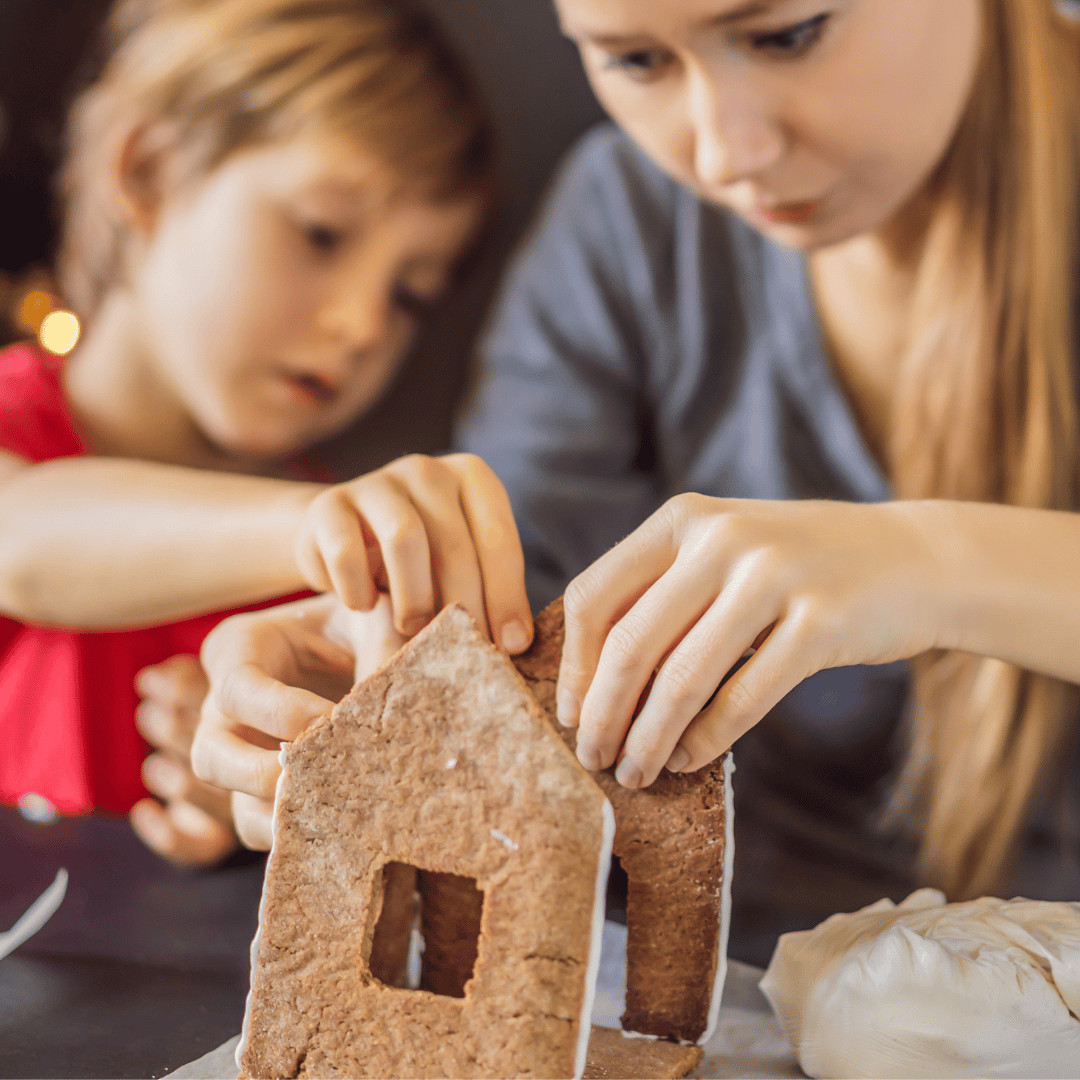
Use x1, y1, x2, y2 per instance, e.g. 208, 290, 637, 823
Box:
319, 275, 391, 354
686, 65, 783, 189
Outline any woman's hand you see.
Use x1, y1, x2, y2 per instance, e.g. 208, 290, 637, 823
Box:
192, 593, 402, 849
129, 654, 239, 866
557, 494, 943, 788
294, 453, 532, 653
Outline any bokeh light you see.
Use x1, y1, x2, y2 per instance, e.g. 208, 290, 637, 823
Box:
39, 310, 81, 356
17, 791, 58, 825
18, 290, 57, 335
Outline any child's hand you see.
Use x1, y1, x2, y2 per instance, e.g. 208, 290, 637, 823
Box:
130, 655, 239, 866
192, 593, 378, 850
295, 453, 533, 652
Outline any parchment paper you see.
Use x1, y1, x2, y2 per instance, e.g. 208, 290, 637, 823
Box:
163, 921, 802, 1080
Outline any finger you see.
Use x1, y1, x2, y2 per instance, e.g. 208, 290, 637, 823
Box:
142, 753, 234, 827
135, 698, 199, 757
294, 530, 335, 595
339, 595, 408, 682
449, 454, 532, 653
232, 791, 274, 851
303, 490, 379, 611
134, 655, 208, 711
394, 457, 489, 639
352, 475, 434, 637
210, 660, 335, 744
667, 615, 814, 773
129, 798, 238, 867
574, 555, 725, 772
191, 708, 285, 799
557, 507, 682, 730
614, 586, 782, 788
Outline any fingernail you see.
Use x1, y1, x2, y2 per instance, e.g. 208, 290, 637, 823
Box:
615, 758, 644, 789
500, 619, 529, 653
666, 746, 691, 772
557, 689, 580, 727
576, 740, 602, 771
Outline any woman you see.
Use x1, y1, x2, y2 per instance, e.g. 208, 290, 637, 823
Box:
194, 0, 1080, 962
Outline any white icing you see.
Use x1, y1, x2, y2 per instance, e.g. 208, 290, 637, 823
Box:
445, 758, 457, 769
405, 925, 425, 989
760, 888, 1080, 1078
574, 798, 617, 1080
700, 751, 735, 1045
235, 745, 289, 1071
0, 868, 67, 961
590, 920, 627, 1029
489, 827, 519, 851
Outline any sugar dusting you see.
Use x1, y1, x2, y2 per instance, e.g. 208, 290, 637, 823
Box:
489, 827, 519, 851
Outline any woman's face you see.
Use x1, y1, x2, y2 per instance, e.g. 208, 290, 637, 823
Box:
131, 130, 480, 460
556, 0, 981, 250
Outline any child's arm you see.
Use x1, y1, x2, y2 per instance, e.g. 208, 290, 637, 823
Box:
0, 450, 318, 626
0, 450, 531, 648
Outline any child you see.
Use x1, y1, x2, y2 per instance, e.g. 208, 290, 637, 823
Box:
0, 0, 532, 864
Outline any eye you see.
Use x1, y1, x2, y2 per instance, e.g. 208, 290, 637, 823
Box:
748, 12, 831, 59
304, 223, 343, 253
392, 282, 438, 319
602, 47, 673, 83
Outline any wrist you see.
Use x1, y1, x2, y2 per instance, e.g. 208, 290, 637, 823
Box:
880, 499, 968, 654
273, 481, 327, 588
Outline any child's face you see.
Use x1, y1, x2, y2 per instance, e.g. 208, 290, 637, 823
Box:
130, 131, 481, 459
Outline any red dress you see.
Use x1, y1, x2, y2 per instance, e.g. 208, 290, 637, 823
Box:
0, 343, 314, 816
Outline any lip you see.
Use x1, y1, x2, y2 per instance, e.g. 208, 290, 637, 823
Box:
277, 368, 343, 406
751, 197, 827, 226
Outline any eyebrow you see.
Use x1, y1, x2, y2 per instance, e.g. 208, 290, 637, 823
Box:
564, 0, 782, 46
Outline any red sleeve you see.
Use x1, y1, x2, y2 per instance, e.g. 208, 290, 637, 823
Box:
0, 343, 86, 462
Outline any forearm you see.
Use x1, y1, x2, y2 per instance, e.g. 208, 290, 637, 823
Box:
0, 458, 322, 627
905, 499, 1080, 683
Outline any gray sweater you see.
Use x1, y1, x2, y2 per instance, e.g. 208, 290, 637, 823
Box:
457, 125, 1080, 964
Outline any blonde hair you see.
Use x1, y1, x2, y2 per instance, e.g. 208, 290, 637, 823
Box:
888, 0, 1080, 898
58, 0, 495, 323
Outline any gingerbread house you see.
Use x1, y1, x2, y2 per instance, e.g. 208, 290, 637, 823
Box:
238, 601, 732, 1080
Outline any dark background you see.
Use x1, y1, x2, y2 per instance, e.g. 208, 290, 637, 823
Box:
0, 0, 607, 475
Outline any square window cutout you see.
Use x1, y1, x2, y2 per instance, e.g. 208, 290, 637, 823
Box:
368, 863, 484, 999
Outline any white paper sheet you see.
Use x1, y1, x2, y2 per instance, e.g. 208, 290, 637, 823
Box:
163, 922, 802, 1080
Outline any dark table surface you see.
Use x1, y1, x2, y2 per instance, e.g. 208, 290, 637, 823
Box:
0, 804, 266, 1079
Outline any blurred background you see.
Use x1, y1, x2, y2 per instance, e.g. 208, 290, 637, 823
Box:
0, 0, 606, 474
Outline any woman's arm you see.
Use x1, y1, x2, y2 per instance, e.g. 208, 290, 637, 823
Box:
0, 450, 319, 627
916, 499, 1080, 680
556, 496, 1080, 790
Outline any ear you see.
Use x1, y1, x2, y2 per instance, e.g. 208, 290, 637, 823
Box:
106, 115, 183, 237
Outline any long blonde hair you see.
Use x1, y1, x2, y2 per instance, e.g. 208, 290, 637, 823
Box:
58, 0, 495, 324
888, 0, 1080, 898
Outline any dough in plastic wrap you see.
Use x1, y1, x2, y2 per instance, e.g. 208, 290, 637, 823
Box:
759, 887, 1080, 1079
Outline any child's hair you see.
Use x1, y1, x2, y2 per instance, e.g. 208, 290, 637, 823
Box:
58, 0, 496, 323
